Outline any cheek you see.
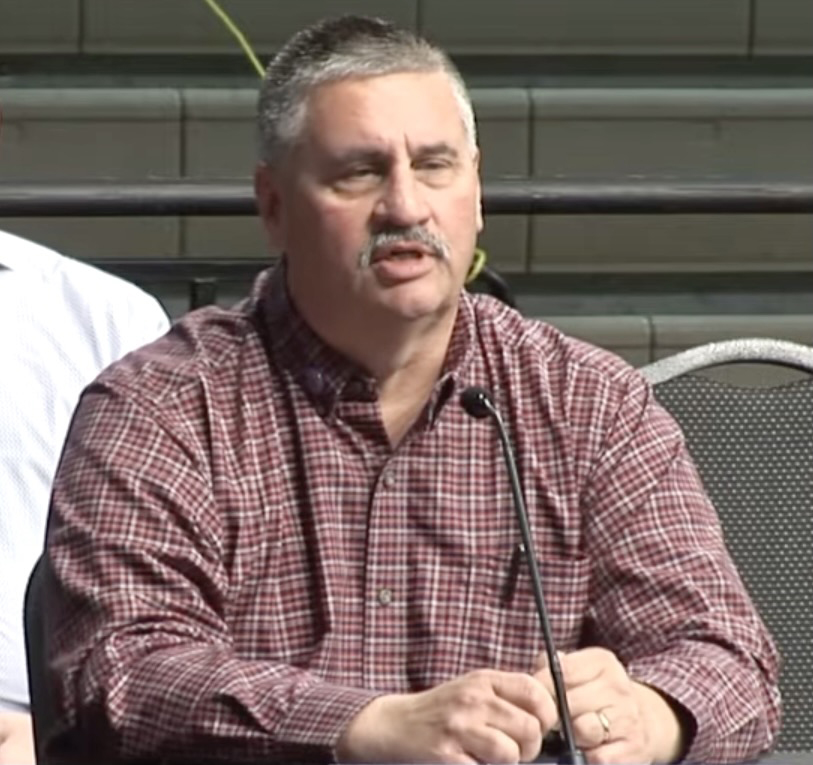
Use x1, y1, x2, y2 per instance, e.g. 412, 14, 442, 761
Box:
318, 202, 372, 248
443, 192, 482, 246
289, 197, 371, 262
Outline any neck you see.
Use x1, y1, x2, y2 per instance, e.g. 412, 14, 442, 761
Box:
374, 334, 451, 446
299, 298, 460, 446
365, 312, 456, 387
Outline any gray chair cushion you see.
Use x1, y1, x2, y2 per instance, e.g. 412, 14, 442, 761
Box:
642, 340, 813, 753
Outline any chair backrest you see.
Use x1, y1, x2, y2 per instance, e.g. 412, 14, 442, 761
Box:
24, 555, 63, 765
640, 338, 813, 753
23, 555, 45, 761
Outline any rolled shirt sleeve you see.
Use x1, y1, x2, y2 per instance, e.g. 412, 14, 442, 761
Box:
578, 370, 780, 762
45, 387, 381, 763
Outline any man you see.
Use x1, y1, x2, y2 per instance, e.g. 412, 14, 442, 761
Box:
0, 229, 170, 764
42, 16, 780, 765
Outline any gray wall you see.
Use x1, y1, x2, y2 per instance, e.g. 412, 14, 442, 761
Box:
1, 0, 811, 320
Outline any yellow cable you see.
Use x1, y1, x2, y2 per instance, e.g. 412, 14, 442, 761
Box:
201, 0, 264, 78
466, 248, 487, 284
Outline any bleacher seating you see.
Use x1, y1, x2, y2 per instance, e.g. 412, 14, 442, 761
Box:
3, 1, 813, 55
1, 0, 812, 273
1, 1, 811, 353
1, 86, 812, 271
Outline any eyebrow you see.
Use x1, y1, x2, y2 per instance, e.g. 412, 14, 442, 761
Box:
330, 142, 461, 167
330, 148, 390, 168
412, 142, 460, 161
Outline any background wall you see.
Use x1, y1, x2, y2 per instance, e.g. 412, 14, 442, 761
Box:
1, 0, 811, 331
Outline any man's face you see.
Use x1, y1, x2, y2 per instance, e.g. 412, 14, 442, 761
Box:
256, 70, 483, 328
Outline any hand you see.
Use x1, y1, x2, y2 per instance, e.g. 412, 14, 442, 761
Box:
336, 669, 559, 763
534, 648, 685, 765
0, 711, 35, 765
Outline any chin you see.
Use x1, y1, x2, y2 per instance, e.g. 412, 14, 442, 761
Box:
378, 290, 457, 323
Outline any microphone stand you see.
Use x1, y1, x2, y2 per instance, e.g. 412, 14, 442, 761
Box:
461, 387, 586, 765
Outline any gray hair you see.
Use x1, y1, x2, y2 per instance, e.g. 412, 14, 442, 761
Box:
257, 15, 477, 166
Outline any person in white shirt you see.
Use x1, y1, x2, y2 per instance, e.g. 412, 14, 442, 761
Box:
0, 230, 170, 764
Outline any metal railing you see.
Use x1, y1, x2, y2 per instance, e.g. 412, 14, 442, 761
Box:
3, 178, 811, 310
2, 178, 813, 216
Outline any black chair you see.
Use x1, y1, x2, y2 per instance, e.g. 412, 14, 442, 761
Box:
640, 338, 813, 753
24, 554, 56, 763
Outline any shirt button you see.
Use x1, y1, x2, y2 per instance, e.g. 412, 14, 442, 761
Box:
301, 366, 325, 397
377, 587, 393, 606
382, 471, 396, 488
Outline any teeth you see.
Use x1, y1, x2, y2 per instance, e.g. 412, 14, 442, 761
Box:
371, 249, 424, 264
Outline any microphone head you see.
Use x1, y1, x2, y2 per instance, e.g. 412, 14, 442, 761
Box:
460, 386, 494, 419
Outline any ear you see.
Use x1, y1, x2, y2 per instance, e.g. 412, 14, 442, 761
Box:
473, 149, 484, 233
254, 162, 285, 250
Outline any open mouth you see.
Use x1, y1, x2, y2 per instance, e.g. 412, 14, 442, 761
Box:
371, 243, 435, 263
364, 242, 440, 283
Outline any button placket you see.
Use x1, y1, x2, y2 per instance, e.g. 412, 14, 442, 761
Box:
362, 460, 404, 685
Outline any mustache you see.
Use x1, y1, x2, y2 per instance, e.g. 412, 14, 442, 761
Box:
358, 226, 451, 269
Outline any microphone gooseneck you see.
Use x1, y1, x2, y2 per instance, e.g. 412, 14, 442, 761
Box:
460, 386, 585, 765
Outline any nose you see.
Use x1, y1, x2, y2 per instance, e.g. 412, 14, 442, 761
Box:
373, 166, 430, 228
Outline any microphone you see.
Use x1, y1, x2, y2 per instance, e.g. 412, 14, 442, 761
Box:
460, 386, 585, 765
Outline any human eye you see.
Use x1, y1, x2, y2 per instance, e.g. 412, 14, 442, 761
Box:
415, 155, 457, 185
333, 164, 382, 192
348, 164, 378, 178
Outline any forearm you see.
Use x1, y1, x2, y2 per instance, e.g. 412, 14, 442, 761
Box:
335, 670, 558, 765
629, 644, 779, 763
586, 408, 780, 762
43, 388, 388, 759
62, 642, 380, 763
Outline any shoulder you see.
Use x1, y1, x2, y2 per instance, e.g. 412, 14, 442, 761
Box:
94, 297, 264, 414
52, 254, 167, 322
0, 229, 168, 340
469, 294, 641, 390
0, 229, 63, 274
467, 297, 682, 487
45, 256, 170, 366
466, 294, 657, 444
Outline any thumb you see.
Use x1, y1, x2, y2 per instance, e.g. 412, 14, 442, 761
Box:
533, 650, 566, 674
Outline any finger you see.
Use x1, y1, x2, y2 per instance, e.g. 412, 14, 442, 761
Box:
489, 671, 559, 734
583, 739, 645, 765
564, 664, 636, 722
572, 709, 613, 751
432, 749, 479, 765
462, 725, 522, 765
534, 650, 607, 700
532, 649, 564, 674
565, 680, 620, 719
576, 708, 641, 759
474, 694, 544, 762
558, 647, 620, 688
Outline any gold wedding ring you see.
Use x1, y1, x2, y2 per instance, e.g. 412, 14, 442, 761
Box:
596, 709, 611, 744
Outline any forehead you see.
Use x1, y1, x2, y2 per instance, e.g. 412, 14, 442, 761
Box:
301, 71, 469, 154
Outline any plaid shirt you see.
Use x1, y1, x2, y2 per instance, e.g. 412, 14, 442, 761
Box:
45, 266, 779, 764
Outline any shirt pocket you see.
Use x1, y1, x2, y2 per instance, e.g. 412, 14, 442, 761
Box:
462, 546, 591, 671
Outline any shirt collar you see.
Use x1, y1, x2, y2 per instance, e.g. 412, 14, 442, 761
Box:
259, 262, 373, 414
0, 229, 60, 273
256, 260, 477, 422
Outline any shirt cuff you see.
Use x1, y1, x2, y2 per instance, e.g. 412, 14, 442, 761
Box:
276, 681, 385, 759
628, 655, 775, 764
